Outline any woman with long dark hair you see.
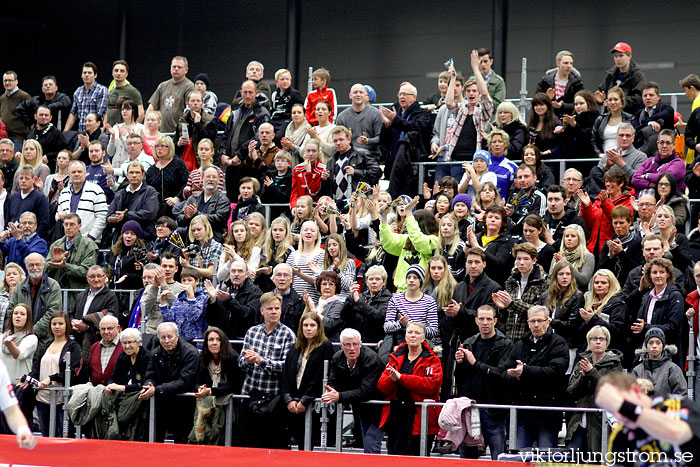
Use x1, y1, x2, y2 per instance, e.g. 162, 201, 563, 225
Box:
655, 172, 689, 228
527, 92, 562, 157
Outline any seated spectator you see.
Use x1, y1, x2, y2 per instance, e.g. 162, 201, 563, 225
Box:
180, 215, 222, 284
192, 326, 241, 445
634, 327, 687, 399
45, 150, 71, 206
471, 181, 502, 224
485, 130, 518, 199
21, 310, 81, 437
587, 123, 647, 198
176, 138, 223, 202
8, 254, 61, 346
0, 212, 48, 271
247, 212, 266, 249
595, 42, 646, 114
46, 213, 98, 293
599, 206, 643, 287
458, 150, 497, 198
268, 263, 304, 333
632, 82, 675, 155
142, 110, 163, 152
7, 167, 50, 239
106, 100, 145, 172
217, 220, 261, 280
527, 92, 561, 157
289, 141, 325, 208
140, 322, 199, 443
522, 144, 555, 190
377, 322, 442, 456
106, 161, 159, 244
193, 73, 218, 116
492, 242, 549, 341
501, 305, 568, 449
177, 167, 231, 243
148, 217, 181, 264
301, 271, 344, 342
238, 292, 295, 449
309, 234, 355, 299
70, 113, 110, 165
88, 315, 122, 386
104, 328, 152, 441
628, 258, 685, 366
592, 87, 634, 158
322, 328, 384, 454
522, 214, 555, 272
280, 103, 310, 162
124, 264, 157, 331
141, 253, 185, 335
103, 133, 154, 190
621, 234, 687, 298
450, 193, 475, 241
0, 139, 18, 192
26, 105, 67, 172
260, 151, 293, 214
631, 129, 685, 194
493, 102, 527, 159
562, 168, 584, 213
306, 101, 336, 162
106, 221, 147, 290
506, 163, 547, 239
56, 161, 108, 242
269, 69, 304, 139
236, 123, 280, 187
84, 141, 114, 204
286, 220, 325, 301
160, 268, 208, 343
254, 218, 295, 292
230, 177, 265, 223
147, 136, 189, 219
466, 205, 514, 286
552, 225, 595, 289
654, 173, 689, 229
559, 90, 599, 157
341, 265, 390, 344
313, 196, 342, 241
70, 264, 119, 366
566, 325, 623, 453
580, 166, 634, 257
281, 311, 334, 450
633, 193, 658, 237
653, 205, 692, 276
14, 141, 50, 195
204, 260, 262, 339
541, 260, 585, 355
535, 50, 583, 117
0, 263, 24, 328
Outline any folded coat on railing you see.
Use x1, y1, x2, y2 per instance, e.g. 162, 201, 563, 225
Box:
67, 383, 105, 426
438, 397, 483, 447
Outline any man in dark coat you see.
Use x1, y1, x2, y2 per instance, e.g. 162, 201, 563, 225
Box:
632, 82, 675, 155
535, 50, 584, 116
596, 42, 646, 114
141, 321, 199, 443
271, 263, 305, 334
205, 260, 262, 339
500, 305, 568, 450
176, 166, 231, 243
25, 105, 67, 171
106, 161, 159, 244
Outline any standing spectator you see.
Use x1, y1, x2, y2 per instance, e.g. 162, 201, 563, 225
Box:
286, 220, 325, 301
592, 87, 634, 158
159, 268, 209, 343
270, 69, 304, 139
596, 42, 646, 114
599, 205, 643, 288
12, 140, 50, 194
501, 305, 568, 449
535, 50, 583, 116
63, 62, 108, 134
588, 123, 648, 198
146, 56, 195, 133
140, 322, 199, 443
321, 126, 381, 201
268, 263, 304, 334
632, 327, 687, 398
522, 145, 555, 190
87, 315, 123, 386
493, 102, 527, 159
15, 75, 71, 131
304, 68, 337, 126
465, 205, 515, 287
336, 84, 383, 159
632, 82, 675, 155
56, 161, 108, 242
180, 215, 222, 284
341, 265, 391, 344
552, 225, 595, 289
0, 139, 18, 193
6, 168, 50, 239
631, 130, 686, 194
177, 166, 231, 243
559, 90, 599, 158
681, 74, 700, 165
280, 103, 310, 162
306, 101, 336, 162
70, 113, 110, 166
173, 91, 217, 172
238, 292, 296, 449
579, 270, 628, 358
468, 48, 506, 112
192, 73, 218, 116
26, 105, 67, 172
140, 254, 185, 336
105, 60, 144, 125
542, 185, 587, 249
527, 93, 561, 157
541, 260, 585, 353
0, 71, 31, 150
147, 136, 189, 219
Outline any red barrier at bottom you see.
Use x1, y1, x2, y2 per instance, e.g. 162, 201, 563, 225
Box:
0, 435, 533, 466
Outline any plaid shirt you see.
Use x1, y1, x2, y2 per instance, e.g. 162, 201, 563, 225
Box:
239, 322, 295, 395
190, 239, 223, 287
445, 94, 493, 160
70, 83, 109, 133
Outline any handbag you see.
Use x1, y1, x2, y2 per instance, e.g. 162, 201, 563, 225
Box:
247, 389, 281, 417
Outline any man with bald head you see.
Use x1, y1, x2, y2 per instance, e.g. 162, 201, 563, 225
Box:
271, 263, 304, 332
221, 80, 270, 196
89, 315, 122, 385
336, 83, 383, 159
235, 121, 280, 184
205, 259, 262, 339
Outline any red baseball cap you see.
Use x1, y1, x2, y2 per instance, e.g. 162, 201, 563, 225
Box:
610, 42, 632, 55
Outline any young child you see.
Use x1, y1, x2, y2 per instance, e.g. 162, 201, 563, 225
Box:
422, 71, 450, 112
270, 69, 304, 139
290, 195, 314, 245
261, 150, 293, 204
159, 267, 209, 344
193, 73, 218, 115
304, 67, 337, 126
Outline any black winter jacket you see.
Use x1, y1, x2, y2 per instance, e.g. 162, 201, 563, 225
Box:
452, 273, 502, 342
455, 329, 513, 404
340, 288, 391, 344
205, 278, 263, 339
281, 340, 335, 407
535, 71, 584, 116
597, 61, 647, 114
144, 340, 199, 395
541, 289, 585, 350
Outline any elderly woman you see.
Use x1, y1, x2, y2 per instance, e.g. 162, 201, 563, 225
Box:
493, 101, 527, 159
377, 322, 443, 456
632, 327, 687, 398
566, 325, 623, 453
341, 265, 391, 343
301, 271, 344, 342
281, 312, 334, 450
146, 135, 189, 218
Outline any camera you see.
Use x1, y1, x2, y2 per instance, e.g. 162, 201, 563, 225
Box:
186, 243, 200, 256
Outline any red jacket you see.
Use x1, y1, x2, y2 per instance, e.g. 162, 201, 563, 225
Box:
304, 87, 337, 126
581, 188, 635, 255
89, 340, 123, 386
686, 289, 699, 369
377, 341, 443, 435
290, 160, 325, 208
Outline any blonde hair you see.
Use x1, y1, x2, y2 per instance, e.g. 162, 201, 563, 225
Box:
585, 269, 621, 312
437, 214, 462, 256
292, 196, 314, 231
20, 139, 43, 171
586, 325, 611, 351
225, 220, 254, 262
1, 262, 25, 293
295, 221, 322, 261
559, 224, 588, 269
246, 212, 267, 248
154, 135, 175, 160
494, 101, 522, 127
188, 214, 213, 243
423, 256, 457, 309
323, 234, 349, 271
264, 217, 294, 265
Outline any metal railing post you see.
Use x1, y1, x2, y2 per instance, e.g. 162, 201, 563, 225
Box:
62, 290, 69, 313
304, 403, 313, 451
307, 67, 313, 95
601, 410, 608, 458
335, 401, 343, 452
418, 163, 426, 192
508, 406, 517, 451
149, 397, 156, 442
518, 58, 529, 118
559, 160, 566, 183
264, 205, 271, 226
671, 94, 678, 112
688, 316, 696, 401
63, 352, 71, 438
419, 401, 429, 457
49, 389, 57, 437
224, 399, 233, 447
320, 360, 329, 451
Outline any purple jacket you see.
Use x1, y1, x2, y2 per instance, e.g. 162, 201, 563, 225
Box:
631, 153, 686, 193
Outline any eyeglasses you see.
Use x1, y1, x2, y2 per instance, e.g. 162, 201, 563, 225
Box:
397, 92, 415, 97
126, 141, 142, 146
618, 134, 633, 138
657, 141, 674, 146
638, 202, 654, 207
658, 182, 670, 188
527, 319, 548, 325
562, 177, 582, 183
87, 274, 106, 279
590, 336, 608, 342
342, 342, 361, 348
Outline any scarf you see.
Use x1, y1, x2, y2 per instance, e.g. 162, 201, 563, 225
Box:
616, 230, 635, 246
208, 360, 222, 388
316, 295, 341, 317
510, 189, 532, 207
285, 120, 309, 147
0, 331, 28, 355
564, 248, 582, 269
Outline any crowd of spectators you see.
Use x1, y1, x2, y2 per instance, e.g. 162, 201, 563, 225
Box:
1, 41, 700, 458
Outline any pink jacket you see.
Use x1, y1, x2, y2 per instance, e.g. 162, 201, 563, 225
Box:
437, 397, 483, 447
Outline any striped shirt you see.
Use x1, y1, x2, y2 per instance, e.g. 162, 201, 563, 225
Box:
56, 180, 108, 240
384, 292, 439, 339
238, 322, 295, 395
286, 249, 324, 301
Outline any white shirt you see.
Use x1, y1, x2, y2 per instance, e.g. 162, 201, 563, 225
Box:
0, 360, 18, 410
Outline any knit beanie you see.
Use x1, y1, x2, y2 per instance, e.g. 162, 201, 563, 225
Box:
473, 150, 490, 164
194, 73, 210, 89
405, 264, 425, 285
452, 193, 472, 210
644, 327, 666, 348
121, 220, 143, 238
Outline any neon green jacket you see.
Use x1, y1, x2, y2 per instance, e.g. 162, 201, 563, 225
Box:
379, 216, 438, 292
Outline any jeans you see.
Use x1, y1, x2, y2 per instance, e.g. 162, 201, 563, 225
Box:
459, 409, 507, 460
37, 401, 64, 437
434, 160, 464, 183
359, 412, 383, 454
516, 414, 559, 449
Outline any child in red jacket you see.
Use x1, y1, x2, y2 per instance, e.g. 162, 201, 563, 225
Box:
305, 68, 337, 126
